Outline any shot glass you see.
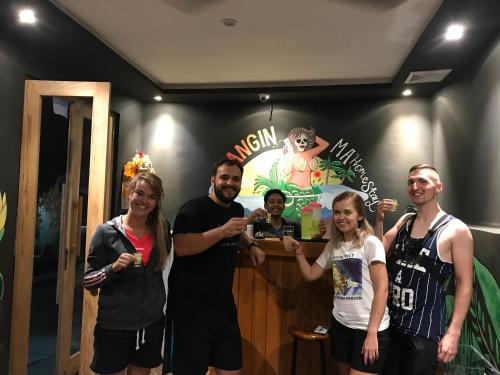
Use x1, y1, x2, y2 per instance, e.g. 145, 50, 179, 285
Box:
390, 199, 399, 212
133, 252, 143, 267
246, 224, 254, 238
282, 225, 295, 251
265, 212, 272, 224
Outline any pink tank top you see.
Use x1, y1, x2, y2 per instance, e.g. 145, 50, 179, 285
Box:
125, 228, 154, 265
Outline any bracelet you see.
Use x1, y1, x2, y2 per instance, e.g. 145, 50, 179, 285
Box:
294, 251, 303, 256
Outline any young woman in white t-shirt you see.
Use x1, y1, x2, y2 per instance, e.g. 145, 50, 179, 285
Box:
292, 191, 390, 375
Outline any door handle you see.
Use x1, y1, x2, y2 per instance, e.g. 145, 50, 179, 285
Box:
64, 247, 69, 271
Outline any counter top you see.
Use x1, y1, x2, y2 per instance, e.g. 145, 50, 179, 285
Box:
253, 238, 327, 258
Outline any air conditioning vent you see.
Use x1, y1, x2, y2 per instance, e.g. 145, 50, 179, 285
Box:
404, 69, 452, 84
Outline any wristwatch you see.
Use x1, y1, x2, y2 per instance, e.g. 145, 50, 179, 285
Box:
247, 241, 259, 250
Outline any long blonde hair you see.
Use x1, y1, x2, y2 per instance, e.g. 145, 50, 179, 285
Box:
329, 191, 373, 248
127, 172, 170, 270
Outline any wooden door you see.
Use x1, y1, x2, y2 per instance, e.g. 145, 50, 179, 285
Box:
55, 102, 115, 375
10, 81, 111, 375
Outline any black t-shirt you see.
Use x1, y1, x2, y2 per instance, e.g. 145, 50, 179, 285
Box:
167, 196, 243, 321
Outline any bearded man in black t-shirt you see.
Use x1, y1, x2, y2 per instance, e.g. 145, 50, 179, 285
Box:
164, 158, 265, 375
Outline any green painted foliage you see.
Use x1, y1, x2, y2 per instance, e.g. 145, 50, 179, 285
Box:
444, 257, 500, 373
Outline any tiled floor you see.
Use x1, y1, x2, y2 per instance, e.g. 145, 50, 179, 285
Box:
28, 263, 83, 375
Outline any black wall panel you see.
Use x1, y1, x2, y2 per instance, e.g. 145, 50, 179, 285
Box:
0, 52, 24, 375
433, 36, 500, 227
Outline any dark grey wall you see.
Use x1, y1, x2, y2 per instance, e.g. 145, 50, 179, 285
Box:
0, 52, 24, 375
433, 36, 500, 227
110, 94, 144, 216
141, 99, 433, 224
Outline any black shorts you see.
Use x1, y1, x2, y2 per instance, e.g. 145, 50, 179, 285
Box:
163, 316, 242, 375
330, 317, 389, 374
90, 318, 165, 374
382, 328, 438, 375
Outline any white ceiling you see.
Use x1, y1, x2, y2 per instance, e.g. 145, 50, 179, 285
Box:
51, 0, 442, 88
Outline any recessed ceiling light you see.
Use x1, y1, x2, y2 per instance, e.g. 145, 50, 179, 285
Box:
19, 9, 36, 24
402, 89, 412, 97
154, 95, 162, 101
445, 24, 465, 41
222, 18, 237, 27
259, 93, 270, 102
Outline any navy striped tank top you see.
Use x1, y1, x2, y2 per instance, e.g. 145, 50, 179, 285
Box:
387, 213, 454, 343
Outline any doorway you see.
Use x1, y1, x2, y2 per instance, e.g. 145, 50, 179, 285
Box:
10, 81, 112, 375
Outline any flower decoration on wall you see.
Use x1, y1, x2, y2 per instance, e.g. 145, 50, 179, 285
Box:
121, 151, 155, 208
0, 191, 6, 242
123, 151, 155, 178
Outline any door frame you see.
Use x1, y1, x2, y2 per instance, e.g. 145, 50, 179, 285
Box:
10, 80, 111, 375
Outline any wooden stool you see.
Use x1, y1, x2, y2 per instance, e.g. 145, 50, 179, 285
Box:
288, 323, 329, 375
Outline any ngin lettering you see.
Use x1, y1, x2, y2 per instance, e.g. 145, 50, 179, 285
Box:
226, 126, 277, 162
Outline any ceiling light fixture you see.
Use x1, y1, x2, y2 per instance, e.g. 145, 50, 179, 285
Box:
445, 24, 465, 41
19, 9, 36, 24
222, 18, 237, 27
154, 95, 162, 101
402, 89, 412, 97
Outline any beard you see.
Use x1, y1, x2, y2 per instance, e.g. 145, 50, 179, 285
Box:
213, 182, 240, 204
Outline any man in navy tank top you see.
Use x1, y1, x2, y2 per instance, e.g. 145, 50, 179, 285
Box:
375, 164, 473, 375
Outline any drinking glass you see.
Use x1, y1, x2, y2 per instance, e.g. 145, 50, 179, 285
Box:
390, 199, 399, 212
133, 252, 143, 267
282, 225, 295, 251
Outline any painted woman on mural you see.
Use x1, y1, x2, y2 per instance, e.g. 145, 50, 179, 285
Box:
283, 127, 329, 188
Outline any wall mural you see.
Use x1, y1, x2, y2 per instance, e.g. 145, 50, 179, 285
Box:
225, 125, 381, 221
0, 190, 7, 301
444, 258, 500, 374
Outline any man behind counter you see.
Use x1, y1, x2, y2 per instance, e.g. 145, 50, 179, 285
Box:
247, 189, 326, 239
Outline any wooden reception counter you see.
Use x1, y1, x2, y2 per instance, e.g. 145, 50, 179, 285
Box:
228, 239, 337, 375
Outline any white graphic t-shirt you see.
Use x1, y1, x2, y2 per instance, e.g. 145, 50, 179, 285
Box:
316, 235, 390, 331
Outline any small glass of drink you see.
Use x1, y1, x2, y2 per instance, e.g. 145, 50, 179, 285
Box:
246, 224, 254, 238
133, 252, 143, 267
390, 199, 399, 212
282, 225, 295, 251
265, 212, 272, 224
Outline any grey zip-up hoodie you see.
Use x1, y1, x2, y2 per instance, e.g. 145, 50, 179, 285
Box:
84, 216, 167, 330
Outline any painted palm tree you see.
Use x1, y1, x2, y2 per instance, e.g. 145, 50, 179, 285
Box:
319, 157, 356, 185
318, 155, 337, 185
332, 162, 356, 183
